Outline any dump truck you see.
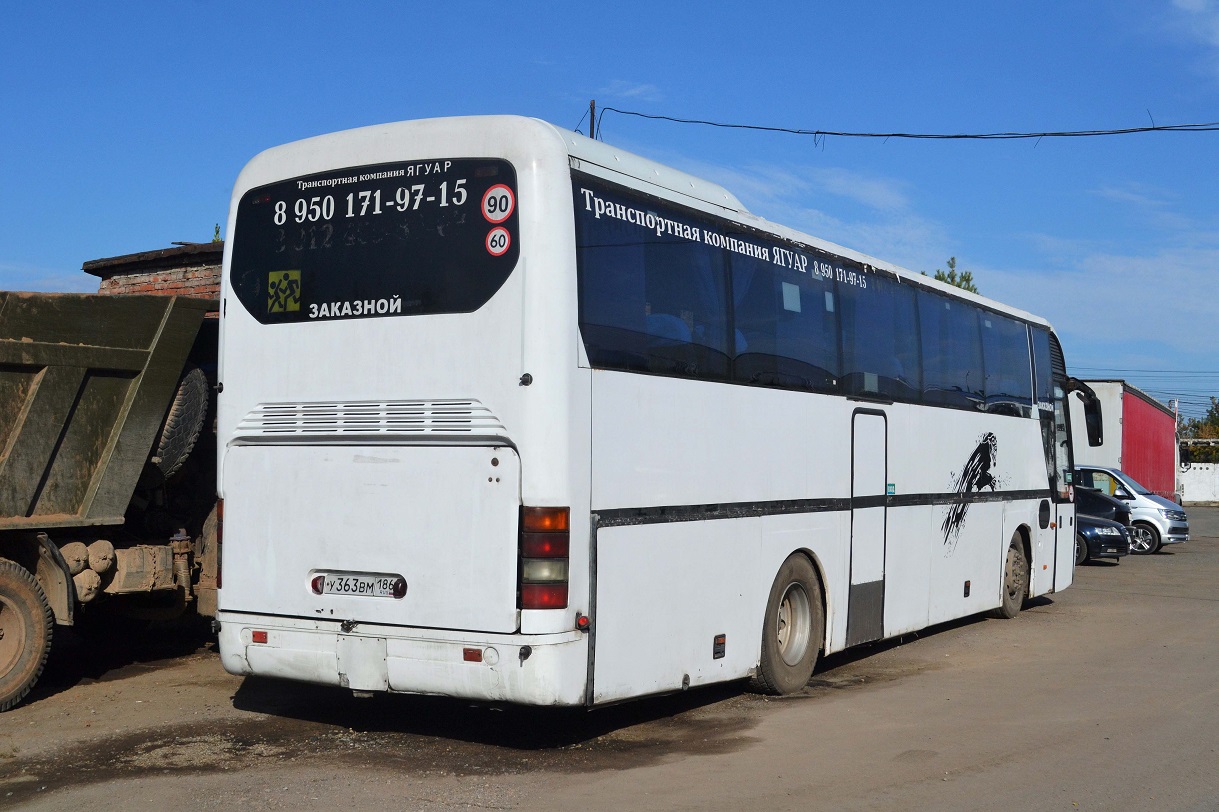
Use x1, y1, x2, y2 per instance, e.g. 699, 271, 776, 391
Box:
0, 291, 218, 710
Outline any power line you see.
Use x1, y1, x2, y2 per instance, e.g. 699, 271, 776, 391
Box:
594, 106, 1219, 143
1074, 367, 1219, 375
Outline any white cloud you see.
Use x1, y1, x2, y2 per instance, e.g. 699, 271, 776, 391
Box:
597, 81, 663, 103
976, 246, 1219, 363
677, 159, 943, 270
1091, 183, 1171, 208
1173, 0, 1219, 47
1090, 182, 1201, 233
0, 261, 98, 293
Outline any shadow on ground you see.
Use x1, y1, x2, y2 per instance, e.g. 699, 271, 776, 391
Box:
25, 611, 215, 707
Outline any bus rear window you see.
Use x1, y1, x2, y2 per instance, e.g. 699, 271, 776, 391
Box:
229, 158, 520, 324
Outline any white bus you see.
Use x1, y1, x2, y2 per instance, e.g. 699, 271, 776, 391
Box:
215, 115, 1099, 705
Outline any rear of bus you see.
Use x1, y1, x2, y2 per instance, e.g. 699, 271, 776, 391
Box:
214, 117, 591, 705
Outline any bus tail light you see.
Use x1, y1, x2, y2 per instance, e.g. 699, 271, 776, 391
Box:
520, 506, 569, 610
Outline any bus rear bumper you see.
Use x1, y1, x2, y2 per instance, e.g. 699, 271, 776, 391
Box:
216, 611, 589, 706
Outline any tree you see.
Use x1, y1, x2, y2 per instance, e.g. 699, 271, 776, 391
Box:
1181, 397, 1219, 440
924, 257, 979, 294
1181, 397, 1219, 463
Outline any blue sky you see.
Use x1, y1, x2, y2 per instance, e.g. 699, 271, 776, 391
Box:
1, 1, 1216, 417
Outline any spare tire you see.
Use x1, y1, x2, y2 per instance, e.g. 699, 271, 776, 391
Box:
151, 364, 210, 481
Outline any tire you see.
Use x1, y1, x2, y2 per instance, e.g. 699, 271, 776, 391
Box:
151, 365, 209, 481
992, 535, 1028, 619
0, 559, 53, 712
1129, 522, 1160, 555
1075, 533, 1089, 566
753, 554, 824, 695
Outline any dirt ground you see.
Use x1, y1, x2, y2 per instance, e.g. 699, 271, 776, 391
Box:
2, 509, 1218, 811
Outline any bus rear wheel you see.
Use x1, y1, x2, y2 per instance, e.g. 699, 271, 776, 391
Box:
0, 559, 53, 712
992, 535, 1028, 619
753, 554, 824, 695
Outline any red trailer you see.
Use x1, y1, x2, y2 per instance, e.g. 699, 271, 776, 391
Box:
1070, 380, 1179, 501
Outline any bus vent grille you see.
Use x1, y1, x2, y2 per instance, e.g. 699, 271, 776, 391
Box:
236, 400, 506, 437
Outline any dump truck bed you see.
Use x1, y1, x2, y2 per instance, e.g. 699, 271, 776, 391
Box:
0, 292, 213, 530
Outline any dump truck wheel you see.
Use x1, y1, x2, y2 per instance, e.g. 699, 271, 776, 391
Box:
0, 559, 53, 712
152, 365, 209, 480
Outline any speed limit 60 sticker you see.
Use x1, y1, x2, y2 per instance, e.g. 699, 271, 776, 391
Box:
482, 184, 515, 224
486, 227, 511, 256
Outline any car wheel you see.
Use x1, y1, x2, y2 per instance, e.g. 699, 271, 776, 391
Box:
1075, 533, 1089, 566
1129, 522, 1160, 555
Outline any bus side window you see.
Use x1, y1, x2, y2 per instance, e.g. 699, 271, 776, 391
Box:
918, 290, 984, 409
730, 251, 839, 393
981, 313, 1034, 417
839, 272, 920, 402
574, 180, 729, 381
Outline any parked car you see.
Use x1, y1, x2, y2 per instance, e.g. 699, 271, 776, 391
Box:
1075, 513, 1130, 565
1074, 465, 1189, 554
1074, 486, 1132, 527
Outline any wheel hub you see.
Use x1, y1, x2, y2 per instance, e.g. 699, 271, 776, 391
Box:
776, 583, 812, 666
0, 597, 27, 677
1130, 526, 1154, 553
1004, 548, 1026, 598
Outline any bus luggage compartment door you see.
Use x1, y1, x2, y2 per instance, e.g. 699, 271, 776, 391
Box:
847, 410, 887, 647
221, 443, 521, 634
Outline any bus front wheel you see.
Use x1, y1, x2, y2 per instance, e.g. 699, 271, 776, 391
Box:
753, 554, 824, 695
992, 535, 1028, 619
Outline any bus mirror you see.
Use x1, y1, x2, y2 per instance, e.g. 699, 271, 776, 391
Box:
1083, 399, 1103, 447
1067, 378, 1104, 447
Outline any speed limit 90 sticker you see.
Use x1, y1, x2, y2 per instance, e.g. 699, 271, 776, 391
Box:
486, 226, 511, 257
481, 184, 515, 224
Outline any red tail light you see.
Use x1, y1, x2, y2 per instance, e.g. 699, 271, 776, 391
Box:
520, 506, 569, 610
521, 583, 569, 610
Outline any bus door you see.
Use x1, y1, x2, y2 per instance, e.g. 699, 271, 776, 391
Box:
848, 409, 887, 646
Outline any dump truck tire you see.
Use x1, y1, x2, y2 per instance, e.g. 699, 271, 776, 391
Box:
152, 365, 209, 480
0, 559, 53, 712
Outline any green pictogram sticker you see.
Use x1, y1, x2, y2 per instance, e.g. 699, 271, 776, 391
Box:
268, 270, 301, 312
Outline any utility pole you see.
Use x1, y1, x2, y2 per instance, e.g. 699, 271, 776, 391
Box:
589, 100, 596, 140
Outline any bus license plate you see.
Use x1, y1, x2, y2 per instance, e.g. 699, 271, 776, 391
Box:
322, 574, 399, 597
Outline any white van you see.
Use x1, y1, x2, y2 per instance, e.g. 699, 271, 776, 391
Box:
1074, 466, 1189, 554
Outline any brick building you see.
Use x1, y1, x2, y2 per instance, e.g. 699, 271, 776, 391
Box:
83, 242, 222, 300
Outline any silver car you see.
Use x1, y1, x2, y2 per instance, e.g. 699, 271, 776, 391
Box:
1074, 466, 1189, 554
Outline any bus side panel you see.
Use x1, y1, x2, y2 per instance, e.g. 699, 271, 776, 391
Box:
882, 504, 932, 638
926, 501, 1006, 625
589, 372, 850, 512
592, 519, 761, 704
